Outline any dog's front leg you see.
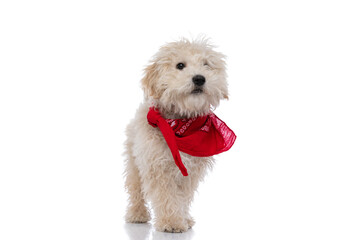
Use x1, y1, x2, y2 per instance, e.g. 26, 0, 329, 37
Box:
153, 187, 190, 232
145, 170, 190, 233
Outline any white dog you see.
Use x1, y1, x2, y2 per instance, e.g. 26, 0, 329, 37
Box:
124, 38, 236, 232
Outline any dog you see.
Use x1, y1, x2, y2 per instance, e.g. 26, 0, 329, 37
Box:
124, 38, 235, 233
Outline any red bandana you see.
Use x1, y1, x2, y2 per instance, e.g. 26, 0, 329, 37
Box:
147, 107, 236, 176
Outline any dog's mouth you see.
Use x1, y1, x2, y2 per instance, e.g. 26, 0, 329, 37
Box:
191, 88, 203, 94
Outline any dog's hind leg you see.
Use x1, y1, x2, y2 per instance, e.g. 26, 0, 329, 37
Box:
124, 140, 151, 223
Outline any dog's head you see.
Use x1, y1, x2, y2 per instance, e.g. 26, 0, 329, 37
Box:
142, 38, 228, 118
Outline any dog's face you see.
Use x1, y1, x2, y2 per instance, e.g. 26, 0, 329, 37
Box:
142, 39, 228, 118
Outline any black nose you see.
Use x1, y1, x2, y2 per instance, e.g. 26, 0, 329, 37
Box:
192, 75, 206, 86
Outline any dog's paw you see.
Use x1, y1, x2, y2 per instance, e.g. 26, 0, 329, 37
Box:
125, 212, 151, 223
186, 217, 195, 229
125, 206, 151, 223
155, 219, 189, 233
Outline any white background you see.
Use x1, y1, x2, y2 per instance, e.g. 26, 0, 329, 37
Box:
1, 0, 359, 240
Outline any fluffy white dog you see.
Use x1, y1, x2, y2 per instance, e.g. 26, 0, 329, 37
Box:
124, 38, 235, 232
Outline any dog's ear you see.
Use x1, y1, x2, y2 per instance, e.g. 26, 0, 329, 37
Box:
141, 63, 161, 99
222, 85, 229, 100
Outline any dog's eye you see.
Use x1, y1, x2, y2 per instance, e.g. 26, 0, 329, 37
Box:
204, 61, 212, 69
176, 62, 186, 70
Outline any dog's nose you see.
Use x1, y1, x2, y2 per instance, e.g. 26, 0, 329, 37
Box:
192, 75, 206, 86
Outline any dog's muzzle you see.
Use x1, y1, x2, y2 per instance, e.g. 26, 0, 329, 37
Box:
191, 75, 205, 94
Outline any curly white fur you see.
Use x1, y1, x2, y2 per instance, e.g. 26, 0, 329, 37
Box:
124, 38, 228, 233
